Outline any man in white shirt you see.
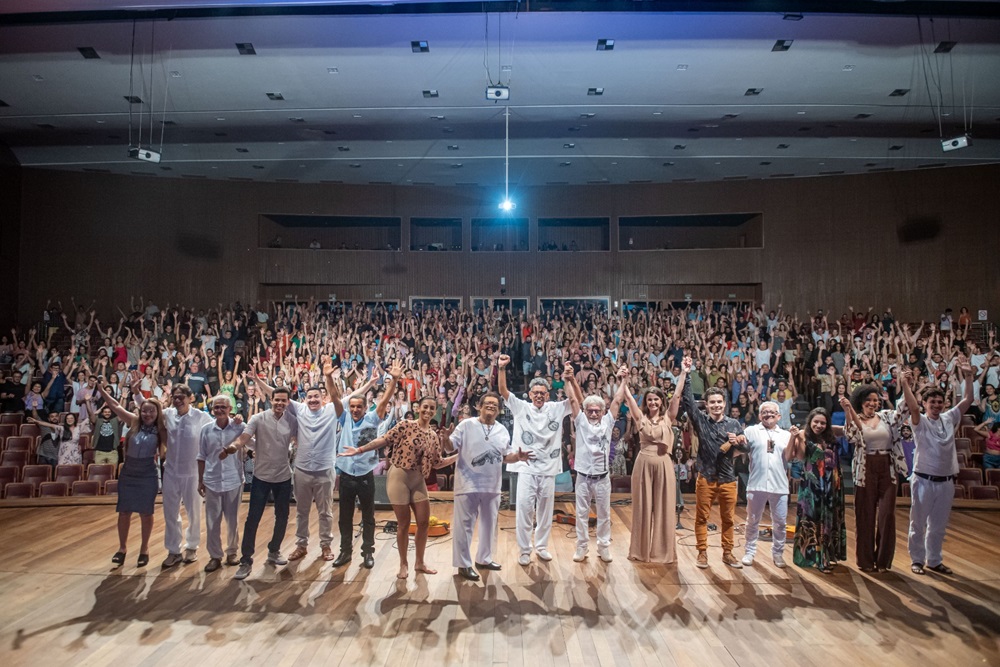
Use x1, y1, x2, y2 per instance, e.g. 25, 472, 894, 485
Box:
448, 391, 531, 580
741, 401, 798, 568
901, 366, 974, 575
498, 354, 571, 566
197, 395, 246, 573
258, 365, 344, 562
566, 366, 626, 563
223, 386, 297, 581
160, 383, 215, 568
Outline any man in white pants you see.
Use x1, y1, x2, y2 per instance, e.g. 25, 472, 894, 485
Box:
498, 354, 571, 566
566, 366, 627, 563
160, 383, 214, 568
901, 365, 974, 575
258, 364, 343, 562
741, 401, 797, 568
449, 391, 532, 580
197, 395, 245, 572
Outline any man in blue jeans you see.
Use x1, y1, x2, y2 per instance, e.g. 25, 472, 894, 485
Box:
222, 387, 298, 580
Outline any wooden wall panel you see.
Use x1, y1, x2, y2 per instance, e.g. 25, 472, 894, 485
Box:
15, 164, 1000, 323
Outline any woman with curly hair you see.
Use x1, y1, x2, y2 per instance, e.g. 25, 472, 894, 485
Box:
791, 408, 847, 573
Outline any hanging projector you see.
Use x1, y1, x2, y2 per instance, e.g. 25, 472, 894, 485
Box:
486, 85, 510, 101
128, 146, 161, 163
941, 134, 971, 152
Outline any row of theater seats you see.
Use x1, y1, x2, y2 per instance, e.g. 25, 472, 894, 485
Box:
0, 463, 117, 498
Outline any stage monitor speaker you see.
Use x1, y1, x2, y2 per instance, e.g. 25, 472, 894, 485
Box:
897, 217, 941, 244
373, 473, 391, 510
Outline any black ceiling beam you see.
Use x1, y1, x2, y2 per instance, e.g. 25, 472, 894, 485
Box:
2, 1, 1000, 26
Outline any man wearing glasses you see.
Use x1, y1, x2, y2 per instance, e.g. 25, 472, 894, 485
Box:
197, 395, 246, 573
741, 401, 799, 568
498, 354, 571, 566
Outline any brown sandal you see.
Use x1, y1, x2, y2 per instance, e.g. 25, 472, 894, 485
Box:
287, 546, 308, 561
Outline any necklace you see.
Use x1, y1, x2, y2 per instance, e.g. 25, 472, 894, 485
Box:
481, 421, 495, 440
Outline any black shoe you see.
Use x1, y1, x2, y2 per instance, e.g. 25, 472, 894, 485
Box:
362, 553, 375, 569
475, 561, 502, 571
331, 551, 352, 568
111, 551, 126, 565
137, 554, 149, 567
458, 567, 480, 581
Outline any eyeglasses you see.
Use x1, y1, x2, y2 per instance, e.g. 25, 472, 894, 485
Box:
211, 405, 229, 411
760, 411, 779, 417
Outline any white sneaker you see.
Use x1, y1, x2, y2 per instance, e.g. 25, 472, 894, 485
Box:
773, 554, 787, 569
573, 546, 588, 562
597, 545, 613, 563
741, 554, 754, 567
536, 549, 553, 562
518, 553, 531, 566
234, 563, 252, 580
267, 551, 288, 566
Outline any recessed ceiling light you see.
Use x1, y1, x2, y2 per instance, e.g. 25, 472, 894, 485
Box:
889, 89, 909, 97
236, 148, 249, 153
77, 46, 100, 59
31, 74, 44, 81
422, 90, 439, 98
662, 162, 675, 166
323, 130, 337, 135
123, 95, 142, 104
723, 113, 740, 119
854, 113, 872, 119
266, 92, 285, 101
411, 40, 429, 53
745, 88, 763, 96
288, 117, 305, 123
95, 119, 105, 124
252, 165, 264, 170
673, 144, 686, 150
169, 71, 181, 78
652, 111, 662, 116
587, 87, 604, 96
760, 161, 772, 165
777, 143, 790, 149
772, 40, 794, 52
935, 41, 957, 54
450, 163, 463, 168
447, 145, 459, 150
216, 117, 225, 121
560, 161, 572, 166
889, 144, 904, 150
337, 146, 350, 152
236, 43, 256, 55
160, 166, 172, 171
563, 143, 575, 149
676, 64, 688, 71
429, 115, 445, 120
842, 65, 855, 71
349, 163, 362, 168
796, 111, 806, 115
327, 67, 339, 74
596, 39, 614, 51
580, 113, 596, 118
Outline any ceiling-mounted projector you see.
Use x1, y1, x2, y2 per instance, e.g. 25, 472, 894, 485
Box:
486, 85, 510, 101
128, 146, 161, 163
941, 135, 970, 152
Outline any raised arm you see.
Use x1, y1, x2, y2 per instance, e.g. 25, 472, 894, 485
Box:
375, 358, 403, 419
95, 381, 137, 428
955, 362, 976, 415
563, 362, 583, 419
496, 353, 511, 400
322, 362, 344, 418
839, 395, 863, 431
609, 365, 629, 417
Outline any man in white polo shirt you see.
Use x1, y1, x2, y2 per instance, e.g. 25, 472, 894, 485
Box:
197, 395, 245, 573
566, 365, 627, 564
258, 364, 344, 562
222, 385, 297, 580
741, 401, 798, 568
498, 354, 571, 566
901, 365, 974, 575
449, 391, 532, 580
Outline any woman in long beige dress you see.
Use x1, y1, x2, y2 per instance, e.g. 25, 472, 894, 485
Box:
623, 365, 687, 563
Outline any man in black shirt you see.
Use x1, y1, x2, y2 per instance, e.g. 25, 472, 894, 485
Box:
0, 371, 24, 413
680, 357, 747, 570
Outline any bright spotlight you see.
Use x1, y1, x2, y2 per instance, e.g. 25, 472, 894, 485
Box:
499, 199, 516, 212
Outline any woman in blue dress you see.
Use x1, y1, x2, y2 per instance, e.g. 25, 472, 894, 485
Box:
95, 382, 167, 568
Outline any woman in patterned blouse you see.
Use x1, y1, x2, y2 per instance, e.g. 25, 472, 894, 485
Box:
340, 395, 457, 579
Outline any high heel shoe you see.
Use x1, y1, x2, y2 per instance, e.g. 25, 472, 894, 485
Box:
111, 551, 126, 565
137, 553, 149, 567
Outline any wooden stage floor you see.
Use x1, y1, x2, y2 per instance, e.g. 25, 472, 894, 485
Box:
2, 497, 999, 667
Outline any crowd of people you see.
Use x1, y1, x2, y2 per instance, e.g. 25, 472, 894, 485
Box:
0, 297, 996, 579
